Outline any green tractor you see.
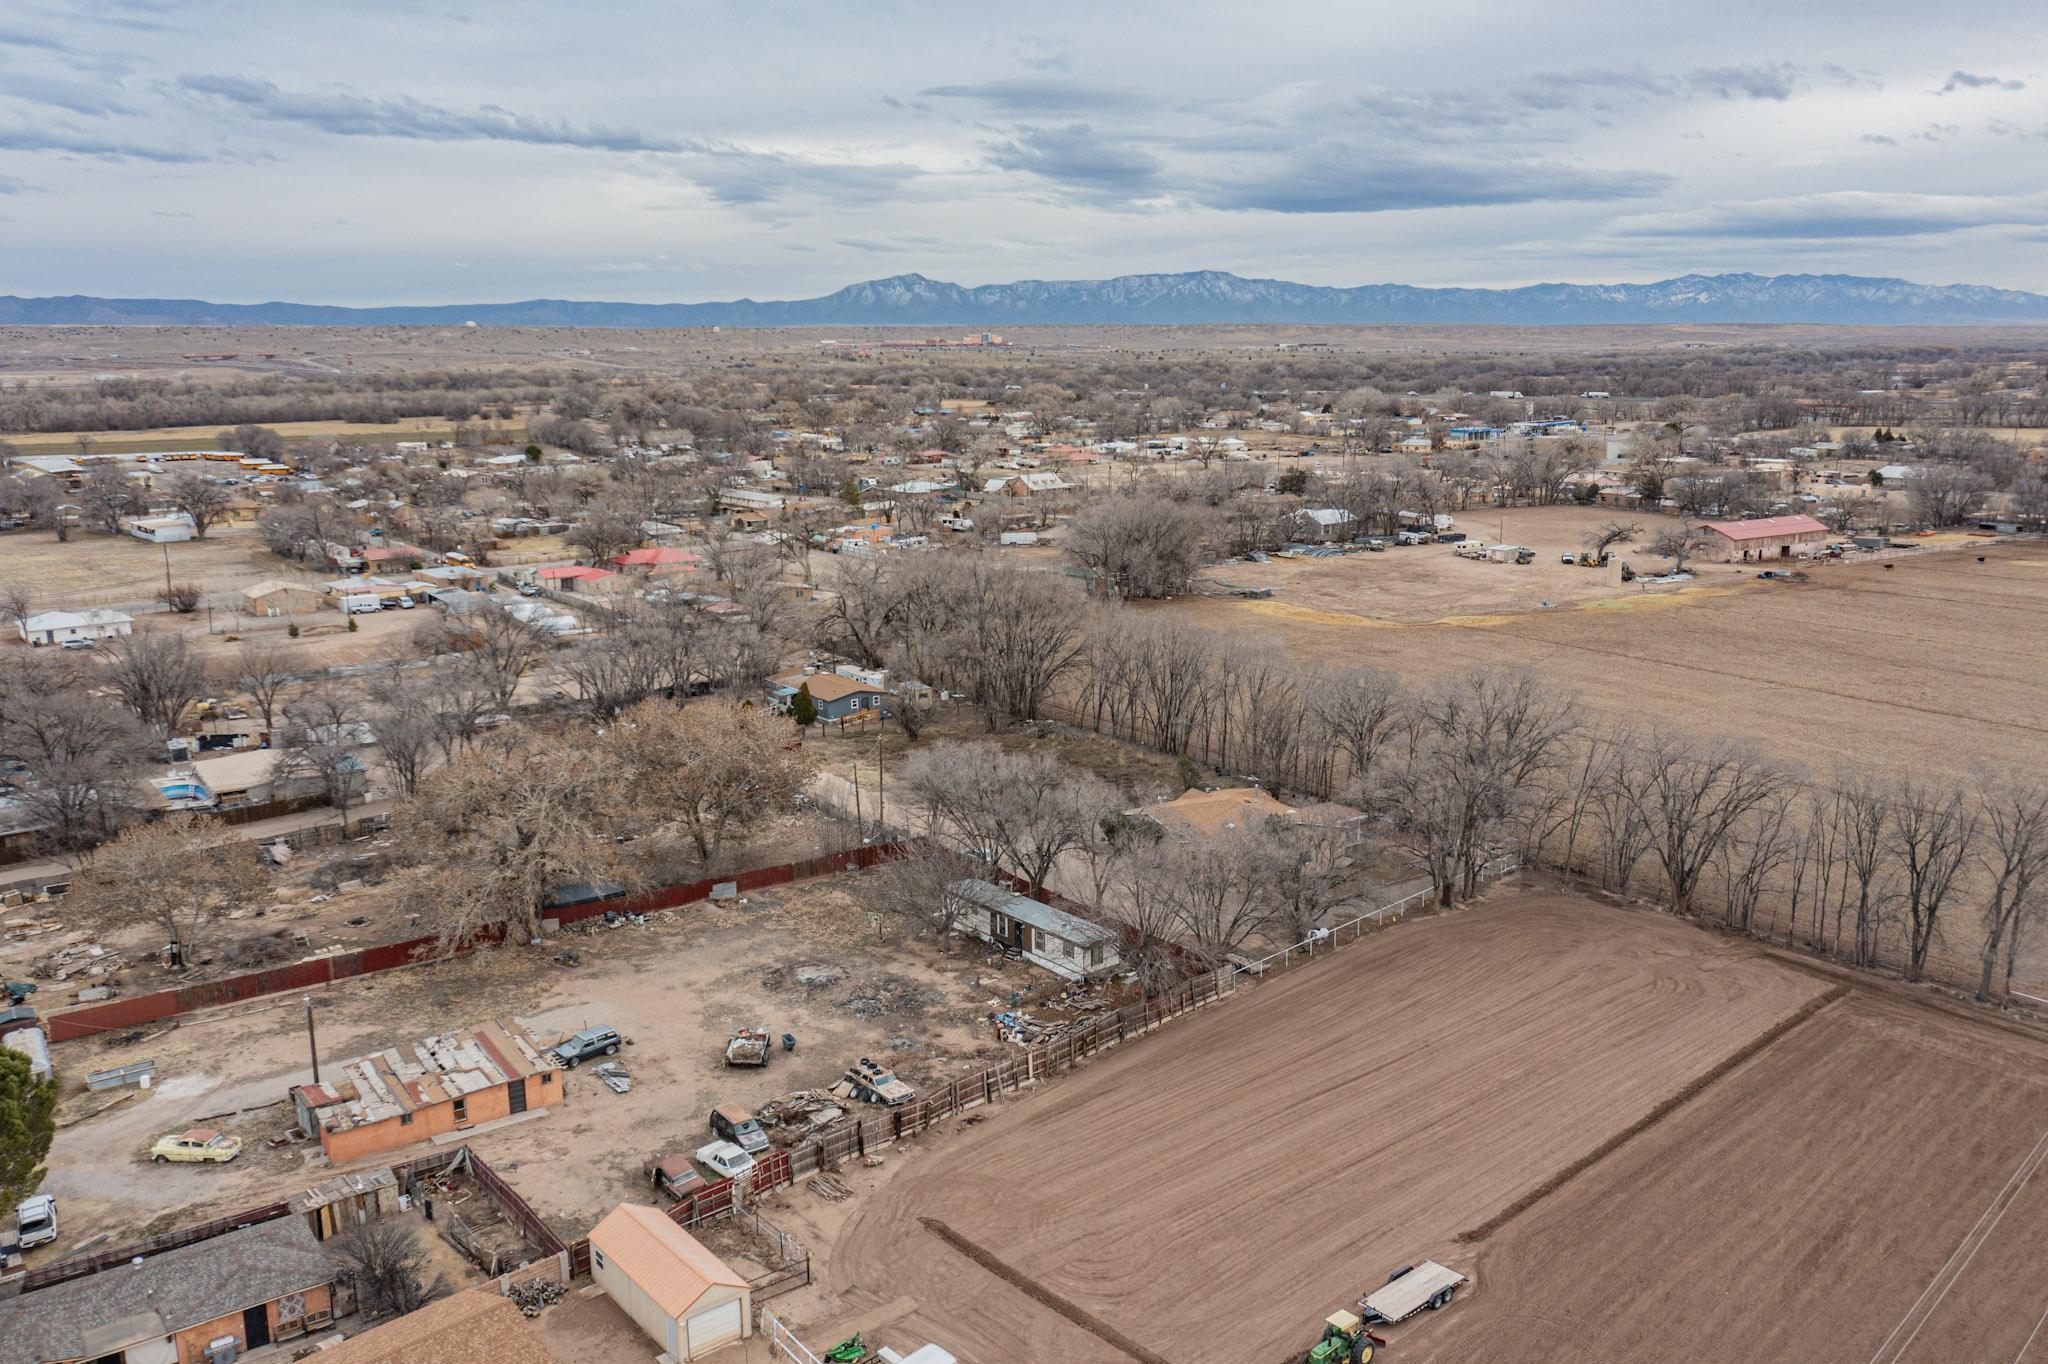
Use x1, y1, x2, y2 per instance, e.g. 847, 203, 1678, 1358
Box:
1306, 1309, 1386, 1363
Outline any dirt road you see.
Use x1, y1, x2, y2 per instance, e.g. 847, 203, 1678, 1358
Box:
824, 891, 1824, 1363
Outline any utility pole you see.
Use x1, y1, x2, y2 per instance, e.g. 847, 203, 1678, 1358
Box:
875, 723, 885, 832
162, 542, 173, 601
305, 995, 320, 1086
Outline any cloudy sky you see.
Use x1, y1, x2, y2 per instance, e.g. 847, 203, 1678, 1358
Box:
2, 0, 2046, 303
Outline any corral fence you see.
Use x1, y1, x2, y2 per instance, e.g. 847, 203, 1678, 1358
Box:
42, 841, 910, 1042
390, 1146, 569, 1280
763, 1309, 826, 1364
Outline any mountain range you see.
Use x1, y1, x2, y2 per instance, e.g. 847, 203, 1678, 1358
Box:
3, 271, 2046, 327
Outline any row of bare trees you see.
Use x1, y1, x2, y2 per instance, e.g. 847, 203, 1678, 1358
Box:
1052, 614, 2048, 1001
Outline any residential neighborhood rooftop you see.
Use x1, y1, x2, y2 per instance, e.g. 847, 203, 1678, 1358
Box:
0, 1217, 333, 1364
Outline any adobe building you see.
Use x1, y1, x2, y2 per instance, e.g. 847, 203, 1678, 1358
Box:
290, 1019, 562, 1164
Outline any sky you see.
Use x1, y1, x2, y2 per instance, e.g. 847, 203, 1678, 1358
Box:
1, 0, 2046, 303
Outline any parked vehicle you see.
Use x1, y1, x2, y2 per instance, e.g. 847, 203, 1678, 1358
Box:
14, 1194, 56, 1249
938, 515, 975, 532
517, 582, 541, 597
395, 595, 416, 609
1394, 530, 1430, 546
646, 1153, 707, 1201
833, 1058, 916, 1106
710, 1103, 770, 1153
341, 593, 382, 615
724, 1028, 772, 1067
548, 1025, 622, 1068
57, 638, 94, 651
150, 1129, 242, 1163
695, 1140, 756, 1181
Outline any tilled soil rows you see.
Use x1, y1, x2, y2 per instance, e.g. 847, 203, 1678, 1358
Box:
825, 893, 1826, 1363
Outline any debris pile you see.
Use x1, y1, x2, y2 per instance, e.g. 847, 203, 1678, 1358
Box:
807, 1173, 852, 1201
756, 1090, 848, 1138
508, 1278, 567, 1316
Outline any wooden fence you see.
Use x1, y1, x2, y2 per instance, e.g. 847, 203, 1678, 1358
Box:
17, 1200, 290, 1293
44, 840, 909, 1042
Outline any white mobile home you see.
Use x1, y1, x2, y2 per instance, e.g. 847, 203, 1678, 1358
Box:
946, 879, 1121, 981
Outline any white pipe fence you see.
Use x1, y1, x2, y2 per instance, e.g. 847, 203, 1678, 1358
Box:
762, 1309, 825, 1364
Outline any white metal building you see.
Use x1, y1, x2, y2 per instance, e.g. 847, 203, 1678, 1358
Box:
17, 609, 133, 646
588, 1203, 752, 1361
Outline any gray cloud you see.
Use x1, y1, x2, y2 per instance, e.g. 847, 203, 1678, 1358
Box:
1939, 71, 2025, 93
985, 124, 1166, 204
685, 147, 921, 207
0, 123, 199, 161
179, 74, 696, 152
176, 74, 922, 208
921, 79, 1144, 116
1860, 133, 1899, 146
1200, 146, 1666, 214
1612, 191, 2048, 240
1, 73, 141, 118
0, 174, 30, 193
1684, 63, 1800, 100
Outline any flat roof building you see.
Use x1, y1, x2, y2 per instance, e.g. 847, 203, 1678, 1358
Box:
289, 1019, 562, 1164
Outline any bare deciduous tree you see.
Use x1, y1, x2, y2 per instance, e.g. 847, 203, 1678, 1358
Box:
331, 1219, 449, 1318
72, 817, 268, 966
98, 629, 206, 737
1891, 780, 1977, 981
159, 468, 232, 540
398, 728, 625, 951
601, 698, 811, 864
1977, 776, 2048, 1002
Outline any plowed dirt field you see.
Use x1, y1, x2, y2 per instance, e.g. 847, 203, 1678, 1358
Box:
826, 892, 1830, 1362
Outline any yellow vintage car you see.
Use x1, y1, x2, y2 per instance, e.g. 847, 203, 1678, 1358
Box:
149, 1128, 242, 1164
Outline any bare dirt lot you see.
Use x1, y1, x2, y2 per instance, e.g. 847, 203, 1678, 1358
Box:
32, 874, 1043, 1257
1170, 525, 2048, 786
0, 525, 316, 609
1205, 503, 1766, 622
818, 889, 1829, 1363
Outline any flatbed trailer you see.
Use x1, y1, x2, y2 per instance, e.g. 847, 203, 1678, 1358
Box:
1359, 1261, 1466, 1325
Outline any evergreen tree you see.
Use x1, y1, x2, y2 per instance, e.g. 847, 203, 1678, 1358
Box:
0, 1049, 57, 1211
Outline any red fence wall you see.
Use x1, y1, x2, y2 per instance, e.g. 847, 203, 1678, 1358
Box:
46, 841, 907, 1043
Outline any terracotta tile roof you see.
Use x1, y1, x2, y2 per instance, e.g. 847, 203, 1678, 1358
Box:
1135, 787, 1298, 840
589, 1204, 747, 1317
318, 1289, 564, 1364
611, 547, 703, 567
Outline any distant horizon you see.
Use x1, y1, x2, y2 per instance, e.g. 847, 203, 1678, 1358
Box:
4, 269, 2046, 328
8, 266, 2048, 313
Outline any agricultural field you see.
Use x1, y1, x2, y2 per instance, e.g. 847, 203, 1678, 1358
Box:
1169, 519, 2048, 787
805, 888, 2048, 1363
0, 416, 520, 455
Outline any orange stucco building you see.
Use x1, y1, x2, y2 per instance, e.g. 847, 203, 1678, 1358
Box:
291, 1018, 564, 1164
